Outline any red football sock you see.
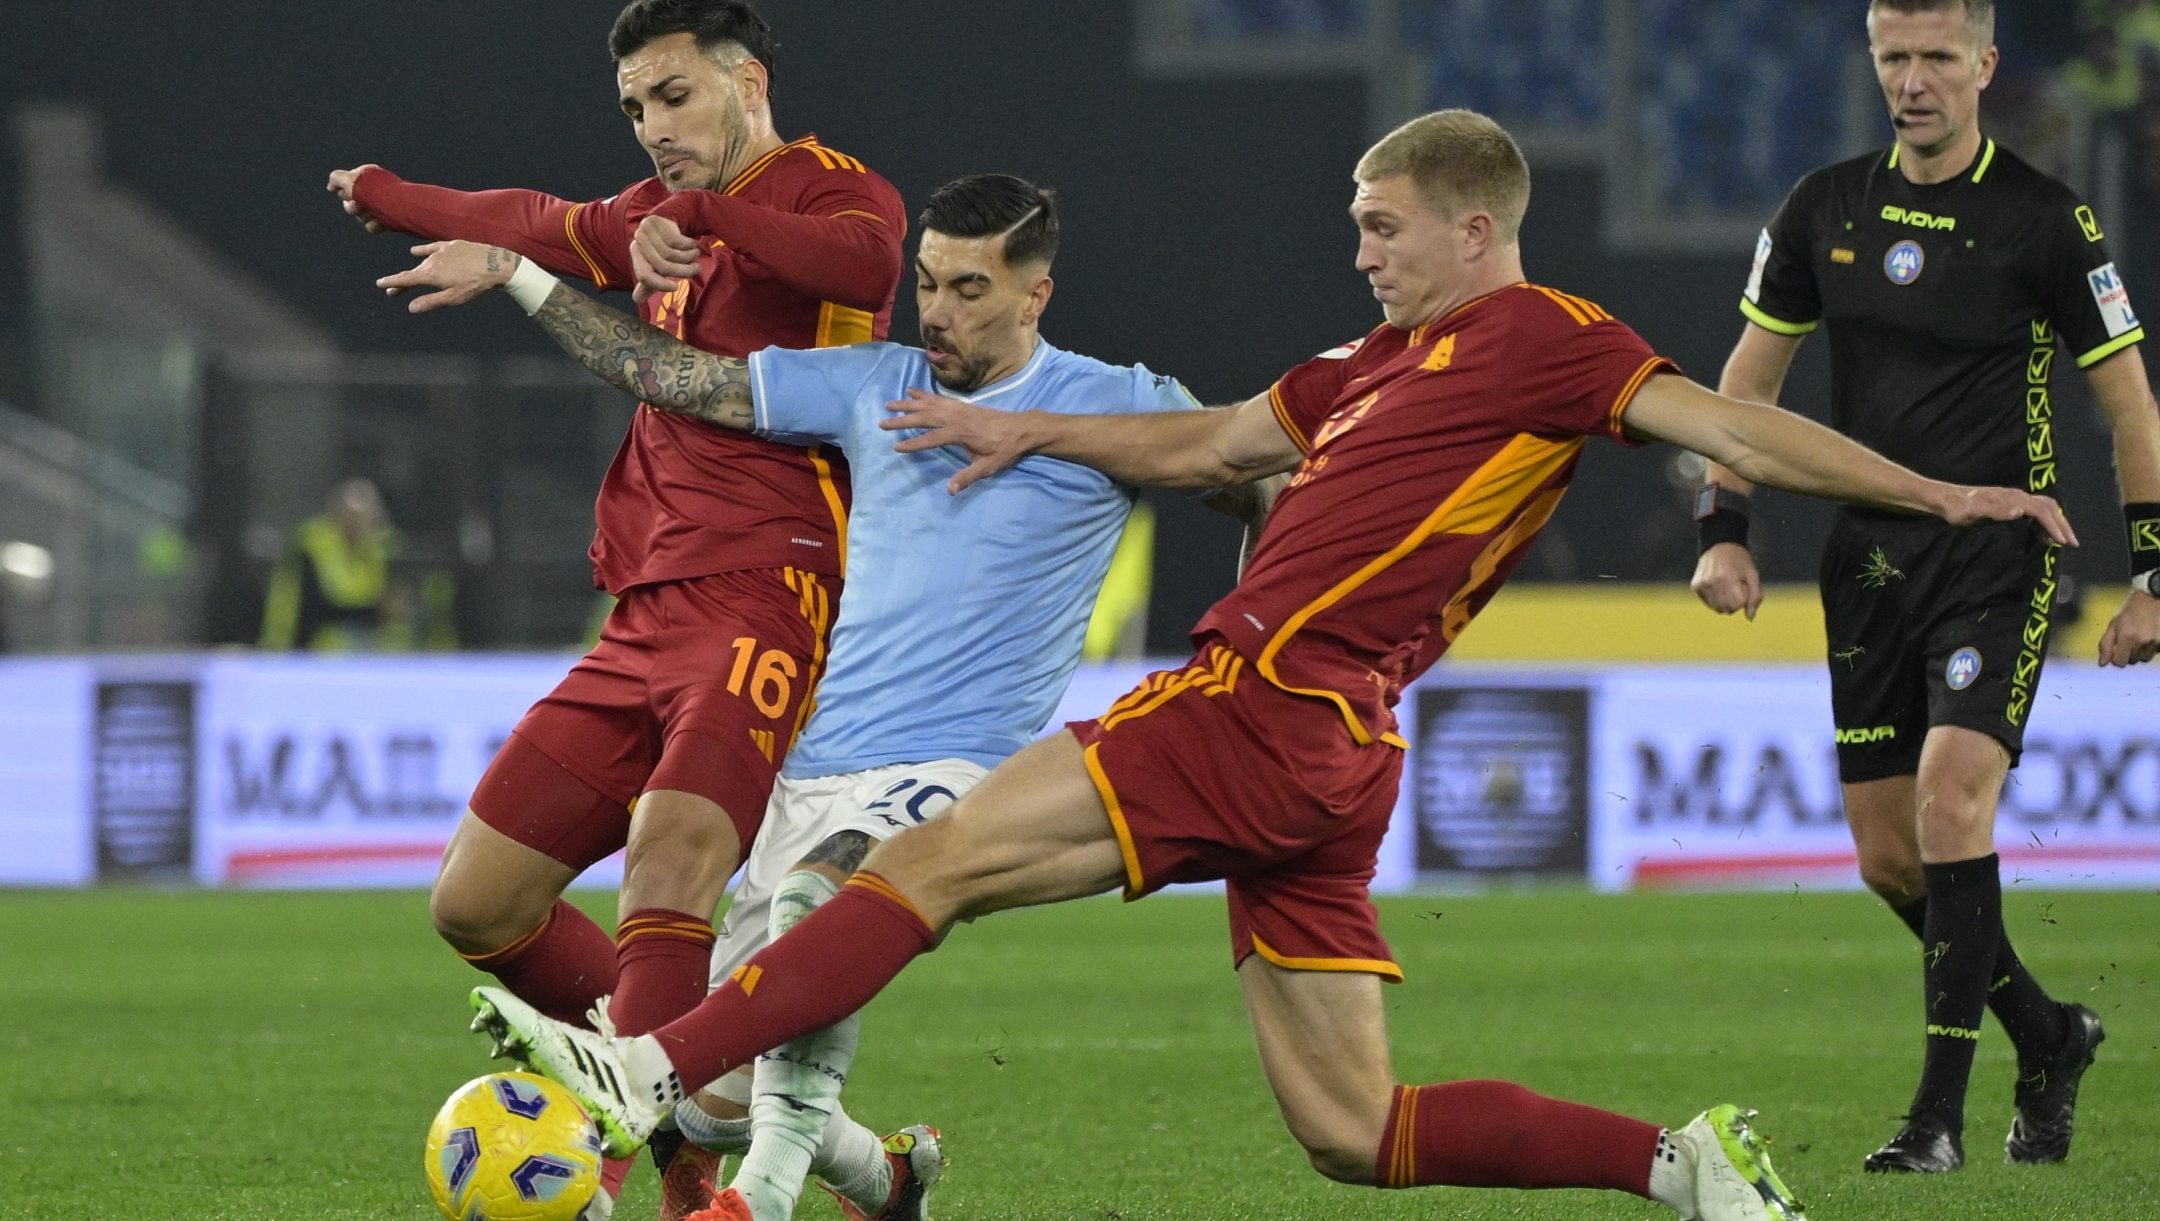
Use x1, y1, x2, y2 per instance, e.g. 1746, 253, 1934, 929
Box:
1376, 1080, 1659, 1194
599, 1154, 633, 1201
652, 872, 938, 1092
459, 899, 619, 1028
608, 908, 719, 1036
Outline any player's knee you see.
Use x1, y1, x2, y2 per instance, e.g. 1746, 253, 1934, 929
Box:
1857, 856, 1924, 905
1296, 1132, 1377, 1185
429, 878, 532, 957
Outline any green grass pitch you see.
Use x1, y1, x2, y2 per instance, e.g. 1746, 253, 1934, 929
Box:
3, 886, 2154, 1219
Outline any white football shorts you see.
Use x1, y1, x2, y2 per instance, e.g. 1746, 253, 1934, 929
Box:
708, 757, 989, 988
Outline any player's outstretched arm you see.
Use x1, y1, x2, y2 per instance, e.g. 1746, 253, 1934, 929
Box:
375, 241, 754, 430
1623, 373, 2079, 545
1690, 323, 1806, 620
2083, 347, 2160, 666
882, 387, 1302, 495
330, 165, 625, 288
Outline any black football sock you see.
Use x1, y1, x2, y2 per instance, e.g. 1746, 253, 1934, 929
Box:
1890, 892, 2066, 1066
1909, 855, 2003, 1133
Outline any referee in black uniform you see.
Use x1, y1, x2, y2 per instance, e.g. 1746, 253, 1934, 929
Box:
1691, 0, 2160, 1174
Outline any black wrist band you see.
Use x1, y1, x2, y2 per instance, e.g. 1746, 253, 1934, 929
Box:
1695, 484, 1750, 554
2128, 502, 2160, 580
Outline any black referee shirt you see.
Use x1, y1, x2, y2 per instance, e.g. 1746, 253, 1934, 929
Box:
1742, 138, 2144, 493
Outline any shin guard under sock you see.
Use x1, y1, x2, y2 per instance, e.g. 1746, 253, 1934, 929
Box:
460, 898, 618, 1027
1375, 1080, 1659, 1193
1890, 894, 2066, 1067
1911, 856, 2003, 1131
652, 873, 938, 1093
609, 908, 718, 1036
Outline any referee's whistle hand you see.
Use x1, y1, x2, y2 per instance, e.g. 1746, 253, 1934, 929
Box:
1690, 543, 1762, 620
1938, 487, 2079, 548
2098, 594, 2160, 667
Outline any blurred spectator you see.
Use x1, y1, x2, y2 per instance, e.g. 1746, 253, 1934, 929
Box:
2062, 23, 2140, 117
259, 477, 407, 651
1083, 503, 1156, 662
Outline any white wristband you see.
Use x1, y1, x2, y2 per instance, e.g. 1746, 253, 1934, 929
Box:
503, 255, 559, 315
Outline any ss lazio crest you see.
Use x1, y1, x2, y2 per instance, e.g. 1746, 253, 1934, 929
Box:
1885, 240, 1925, 285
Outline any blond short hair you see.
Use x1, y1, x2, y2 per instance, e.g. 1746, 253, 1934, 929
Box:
1355, 110, 1531, 244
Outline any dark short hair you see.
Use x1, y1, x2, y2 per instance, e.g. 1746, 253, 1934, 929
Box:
918, 175, 1060, 269
1868, 0, 1994, 45
609, 0, 777, 81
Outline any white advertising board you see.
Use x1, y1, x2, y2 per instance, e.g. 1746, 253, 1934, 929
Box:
2, 656, 2152, 894
193, 655, 584, 888
1591, 665, 2160, 891
0, 659, 94, 885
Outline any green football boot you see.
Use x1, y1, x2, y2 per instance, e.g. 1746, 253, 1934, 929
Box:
1681, 1105, 1807, 1221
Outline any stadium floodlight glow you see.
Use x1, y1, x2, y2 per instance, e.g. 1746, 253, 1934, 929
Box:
0, 541, 54, 581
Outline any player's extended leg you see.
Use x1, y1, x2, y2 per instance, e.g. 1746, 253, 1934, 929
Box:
609, 787, 741, 1037
432, 811, 615, 1026
1234, 956, 1804, 1219
472, 730, 1126, 1152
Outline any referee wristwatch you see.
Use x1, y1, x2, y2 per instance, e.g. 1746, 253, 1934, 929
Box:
1694, 484, 1750, 554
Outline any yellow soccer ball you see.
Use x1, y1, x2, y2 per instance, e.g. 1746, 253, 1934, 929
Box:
424, 1072, 603, 1221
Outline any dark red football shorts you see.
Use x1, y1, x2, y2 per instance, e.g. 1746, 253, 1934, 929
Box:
1068, 639, 1404, 981
470, 567, 834, 870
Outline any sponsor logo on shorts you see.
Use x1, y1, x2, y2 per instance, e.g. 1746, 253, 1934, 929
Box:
1885, 240, 1925, 285
1834, 725, 1897, 745
1945, 647, 1982, 691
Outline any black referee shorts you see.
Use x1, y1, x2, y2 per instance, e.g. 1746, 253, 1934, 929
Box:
1818, 509, 2060, 783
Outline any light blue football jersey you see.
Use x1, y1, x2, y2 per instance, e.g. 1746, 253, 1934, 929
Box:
748, 339, 1198, 778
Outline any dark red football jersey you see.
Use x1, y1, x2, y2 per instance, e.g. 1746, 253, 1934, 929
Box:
1198, 284, 1677, 744
355, 135, 907, 591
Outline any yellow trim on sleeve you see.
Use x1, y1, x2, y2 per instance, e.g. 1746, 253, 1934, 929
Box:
1739, 298, 1819, 336
1249, 933, 1404, 982
1268, 382, 1312, 452
563, 202, 611, 289
1082, 742, 1147, 899
2077, 328, 2145, 369
814, 301, 876, 348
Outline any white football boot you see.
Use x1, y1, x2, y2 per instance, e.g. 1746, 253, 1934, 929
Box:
469, 987, 682, 1158
1678, 1105, 1807, 1221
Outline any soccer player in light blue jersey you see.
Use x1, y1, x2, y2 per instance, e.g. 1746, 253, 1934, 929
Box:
379, 173, 1260, 1221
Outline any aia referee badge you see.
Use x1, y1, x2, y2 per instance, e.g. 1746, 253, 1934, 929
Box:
1885, 240, 1925, 285
1945, 647, 1982, 691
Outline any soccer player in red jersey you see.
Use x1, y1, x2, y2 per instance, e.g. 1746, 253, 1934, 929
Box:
471, 111, 2074, 1219
330, 1, 902, 1213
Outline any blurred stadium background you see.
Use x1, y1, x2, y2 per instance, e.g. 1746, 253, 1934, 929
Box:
0, 0, 2153, 895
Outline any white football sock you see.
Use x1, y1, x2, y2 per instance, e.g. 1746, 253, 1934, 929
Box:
1646, 1127, 1698, 1218
812, 1102, 893, 1214
674, 1097, 753, 1155
734, 868, 875, 1220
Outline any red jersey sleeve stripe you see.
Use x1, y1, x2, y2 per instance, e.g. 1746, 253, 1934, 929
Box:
828, 209, 890, 225
1268, 383, 1312, 452
1606, 356, 1673, 438
562, 203, 611, 289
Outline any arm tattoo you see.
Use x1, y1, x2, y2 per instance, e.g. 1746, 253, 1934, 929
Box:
530, 284, 756, 430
